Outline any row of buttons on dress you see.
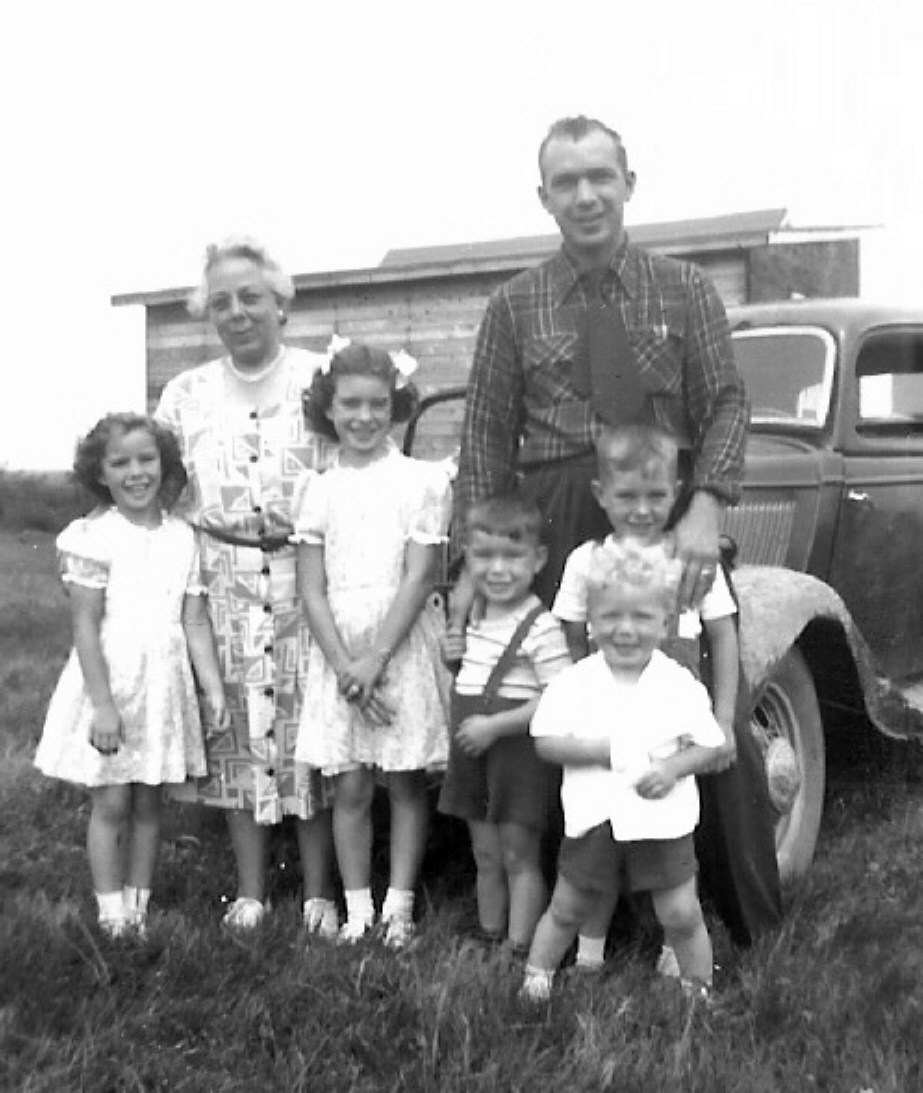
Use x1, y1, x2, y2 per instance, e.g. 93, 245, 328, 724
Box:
250, 408, 278, 759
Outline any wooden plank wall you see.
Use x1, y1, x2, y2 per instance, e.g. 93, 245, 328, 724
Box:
748, 241, 859, 302
145, 251, 748, 461
146, 270, 495, 461
703, 252, 747, 308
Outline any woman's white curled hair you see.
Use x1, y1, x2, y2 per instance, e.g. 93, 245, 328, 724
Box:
187, 235, 295, 318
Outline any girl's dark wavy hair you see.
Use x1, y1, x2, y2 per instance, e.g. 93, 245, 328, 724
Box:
303, 342, 420, 442
73, 413, 188, 509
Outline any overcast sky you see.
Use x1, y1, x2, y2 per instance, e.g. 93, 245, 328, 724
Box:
3, 0, 921, 468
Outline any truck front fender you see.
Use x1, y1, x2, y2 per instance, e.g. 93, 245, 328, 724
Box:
735, 564, 923, 742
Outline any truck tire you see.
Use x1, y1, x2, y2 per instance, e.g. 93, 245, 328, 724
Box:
750, 647, 825, 881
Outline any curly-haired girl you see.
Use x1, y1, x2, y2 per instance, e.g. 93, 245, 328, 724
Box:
35, 413, 227, 937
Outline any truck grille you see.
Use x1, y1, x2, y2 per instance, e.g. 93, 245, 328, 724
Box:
722, 500, 796, 566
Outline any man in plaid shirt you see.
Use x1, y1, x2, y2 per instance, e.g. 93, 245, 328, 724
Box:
455, 115, 748, 608
453, 115, 781, 949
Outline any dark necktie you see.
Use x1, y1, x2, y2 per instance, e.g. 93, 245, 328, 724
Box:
576, 277, 648, 426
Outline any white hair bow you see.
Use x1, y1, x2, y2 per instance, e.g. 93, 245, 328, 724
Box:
321, 334, 352, 373
390, 348, 419, 389
321, 335, 419, 388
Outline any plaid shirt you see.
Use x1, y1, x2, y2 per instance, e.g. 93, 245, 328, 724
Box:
455, 242, 749, 522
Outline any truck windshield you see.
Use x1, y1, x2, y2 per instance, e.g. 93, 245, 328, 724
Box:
732, 326, 836, 429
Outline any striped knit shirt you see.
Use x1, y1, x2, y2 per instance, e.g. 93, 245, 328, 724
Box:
455, 594, 572, 702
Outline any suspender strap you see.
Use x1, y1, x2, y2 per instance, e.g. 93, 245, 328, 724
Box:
479, 604, 546, 708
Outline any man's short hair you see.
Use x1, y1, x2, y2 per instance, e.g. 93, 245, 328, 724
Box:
464, 492, 545, 547
538, 116, 630, 179
595, 422, 680, 482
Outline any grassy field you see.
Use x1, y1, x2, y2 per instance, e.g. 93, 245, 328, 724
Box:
0, 471, 87, 535
2, 529, 923, 1092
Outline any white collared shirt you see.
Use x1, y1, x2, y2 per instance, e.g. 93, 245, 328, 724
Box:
553, 534, 736, 638
531, 650, 725, 840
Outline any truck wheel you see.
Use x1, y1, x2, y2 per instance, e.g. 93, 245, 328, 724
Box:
749, 647, 825, 881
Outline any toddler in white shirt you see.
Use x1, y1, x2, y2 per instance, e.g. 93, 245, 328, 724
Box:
521, 538, 724, 1003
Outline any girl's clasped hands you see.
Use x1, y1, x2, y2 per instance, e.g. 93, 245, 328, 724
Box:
336, 651, 395, 726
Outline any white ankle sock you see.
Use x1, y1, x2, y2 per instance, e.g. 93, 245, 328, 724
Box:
96, 890, 124, 920
576, 934, 606, 965
123, 886, 151, 917
381, 887, 414, 921
523, 965, 555, 989
344, 887, 375, 925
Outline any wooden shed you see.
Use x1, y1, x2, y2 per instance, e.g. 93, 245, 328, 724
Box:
114, 208, 860, 459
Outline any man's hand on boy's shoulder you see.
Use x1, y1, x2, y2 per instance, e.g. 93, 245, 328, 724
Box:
673, 491, 723, 609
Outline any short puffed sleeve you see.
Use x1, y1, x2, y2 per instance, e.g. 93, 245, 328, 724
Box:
56, 516, 112, 589
290, 469, 328, 545
408, 461, 452, 545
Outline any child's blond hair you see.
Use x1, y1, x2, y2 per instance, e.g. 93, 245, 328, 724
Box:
586, 537, 682, 609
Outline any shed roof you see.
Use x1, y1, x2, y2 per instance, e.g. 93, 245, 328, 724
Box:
113, 207, 860, 309
380, 208, 792, 268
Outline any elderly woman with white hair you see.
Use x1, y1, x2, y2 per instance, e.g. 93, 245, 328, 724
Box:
157, 237, 337, 933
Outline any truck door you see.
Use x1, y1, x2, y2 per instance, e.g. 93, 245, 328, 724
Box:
827, 325, 923, 682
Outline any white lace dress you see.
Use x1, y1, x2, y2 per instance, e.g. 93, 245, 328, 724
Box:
35, 509, 208, 788
293, 444, 452, 775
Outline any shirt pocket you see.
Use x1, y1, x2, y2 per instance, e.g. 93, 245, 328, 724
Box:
630, 325, 684, 398
521, 332, 582, 408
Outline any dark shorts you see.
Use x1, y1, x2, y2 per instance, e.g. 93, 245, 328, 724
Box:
558, 823, 697, 896
438, 691, 555, 831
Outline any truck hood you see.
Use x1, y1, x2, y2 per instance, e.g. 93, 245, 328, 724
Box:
722, 432, 840, 570
745, 431, 830, 476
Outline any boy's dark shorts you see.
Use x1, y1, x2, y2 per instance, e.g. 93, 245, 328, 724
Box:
438, 691, 555, 831
558, 823, 697, 895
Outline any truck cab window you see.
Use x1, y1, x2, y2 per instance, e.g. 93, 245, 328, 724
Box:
857, 330, 923, 428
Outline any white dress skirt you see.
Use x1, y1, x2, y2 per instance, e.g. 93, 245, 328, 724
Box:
293, 443, 452, 776
35, 510, 207, 788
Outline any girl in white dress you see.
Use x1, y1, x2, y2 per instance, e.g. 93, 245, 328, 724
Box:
36, 414, 227, 937
295, 342, 451, 948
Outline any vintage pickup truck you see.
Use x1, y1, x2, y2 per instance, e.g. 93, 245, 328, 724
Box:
404, 297, 923, 882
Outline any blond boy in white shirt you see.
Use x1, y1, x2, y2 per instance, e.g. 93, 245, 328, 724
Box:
521, 538, 724, 1002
